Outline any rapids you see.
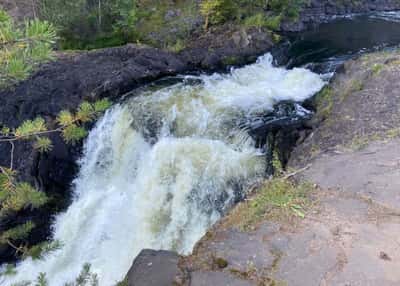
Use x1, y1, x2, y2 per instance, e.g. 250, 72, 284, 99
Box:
1, 54, 325, 285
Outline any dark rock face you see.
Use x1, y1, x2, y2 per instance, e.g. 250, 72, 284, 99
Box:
282, 0, 400, 31
181, 25, 275, 70
244, 102, 313, 140
0, 0, 36, 22
126, 249, 181, 286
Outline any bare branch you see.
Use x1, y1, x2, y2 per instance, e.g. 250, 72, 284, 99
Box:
9, 141, 14, 170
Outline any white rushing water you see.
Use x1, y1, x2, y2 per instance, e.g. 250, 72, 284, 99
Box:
1, 54, 325, 285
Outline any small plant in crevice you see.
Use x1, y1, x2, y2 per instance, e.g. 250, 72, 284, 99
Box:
222, 178, 311, 231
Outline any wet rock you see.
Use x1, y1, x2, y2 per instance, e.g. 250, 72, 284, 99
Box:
244, 101, 313, 141
240, 101, 313, 175
126, 249, 180, 286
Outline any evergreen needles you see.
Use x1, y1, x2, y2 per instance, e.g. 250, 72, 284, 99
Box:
0, 98, 111, 259
0, 9, 57, 87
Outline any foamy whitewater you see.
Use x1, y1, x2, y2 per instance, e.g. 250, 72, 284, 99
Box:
1, 54, 325, 285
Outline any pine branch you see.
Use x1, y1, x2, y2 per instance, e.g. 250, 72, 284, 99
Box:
0, 99, 111, 257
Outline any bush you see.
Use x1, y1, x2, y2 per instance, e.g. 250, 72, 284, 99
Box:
200, 0, 236, 30
269, 0, 305, 20
243, 13, 282, 31
38, 0, 138, 50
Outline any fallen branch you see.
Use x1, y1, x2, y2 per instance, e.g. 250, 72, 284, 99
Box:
283, 164, 311, 180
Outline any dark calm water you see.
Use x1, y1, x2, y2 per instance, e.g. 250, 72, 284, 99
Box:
287, 12, 400, 73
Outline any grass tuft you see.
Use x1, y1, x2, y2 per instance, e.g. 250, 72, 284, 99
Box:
223, 178, 311, 231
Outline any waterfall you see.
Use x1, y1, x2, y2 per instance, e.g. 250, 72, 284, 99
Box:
1, 54, 325, 285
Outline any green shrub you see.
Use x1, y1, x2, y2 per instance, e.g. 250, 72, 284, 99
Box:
200, 0, 236, 29
243, 13, 282, 31
39, 0, 138, 50
269, 0, 305, 20
243, 13, 268, 28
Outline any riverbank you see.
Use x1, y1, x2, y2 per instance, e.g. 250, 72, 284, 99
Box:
127, 50, 400, 285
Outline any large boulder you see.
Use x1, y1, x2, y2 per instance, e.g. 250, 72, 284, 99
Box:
126, 250, 181, 286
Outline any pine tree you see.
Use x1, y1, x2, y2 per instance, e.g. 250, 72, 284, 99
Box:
0, 9, 57, 87
0, 99, 111, 258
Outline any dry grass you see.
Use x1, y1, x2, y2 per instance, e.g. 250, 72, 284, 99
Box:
222, 178, 312, 231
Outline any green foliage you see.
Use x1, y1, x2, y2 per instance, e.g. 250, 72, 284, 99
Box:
243, 13, 268, 28
9, 264, 99, 286
0, 9, 56, 86
57, 110, 75, 127
59, 99, 111, 143
243, 13, 282, 31
39, 0, 137, 50
0, 221, 35, 244
65, 263, 99, 286
224, 178, 310, 231
30, 0, 306, 50
269, 0, 305, 20
0, 171, 48, 216
33, 137, 53, 153
200, 0, 236, 29
62, 125, 88, 144
23, 240, 63, 260
0, 98, 111, 258
113, 0, 139, 40
93, 98, 112, 113
15, 118, 47, 138
35, 273, 48, 286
